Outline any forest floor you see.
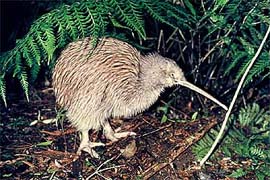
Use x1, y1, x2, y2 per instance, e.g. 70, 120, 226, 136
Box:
0, 85, 266, 180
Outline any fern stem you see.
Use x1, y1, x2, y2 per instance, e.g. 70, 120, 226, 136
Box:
200, 24, 270, 166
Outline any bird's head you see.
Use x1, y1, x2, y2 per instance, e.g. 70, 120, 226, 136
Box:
160, 57, 186, 87
145, 53, 228, 110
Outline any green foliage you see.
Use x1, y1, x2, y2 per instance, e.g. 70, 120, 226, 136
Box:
192, 103, 270, 179
157, 100, 172, 123
0, 0, 192, 106
209, 0, 270, 85
156, 98, 189, 123
0, 75, 7, 107
230, 168, 247, 178
174, 0, 269, 94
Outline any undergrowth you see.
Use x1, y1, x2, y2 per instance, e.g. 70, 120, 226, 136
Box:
164, 0, 270, 97
192, 103, 270, 179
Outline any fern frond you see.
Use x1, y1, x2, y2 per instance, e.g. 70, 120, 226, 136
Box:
127, 0, 146, 37
30, 61, 41, 82
65, 5, 80, 40
54, 5, 73, 46
12, 52, 30, 102
244, 53, 270, 86
28, 36, 42, 66
239, 103, 260, 127
22, 42, 33, 68
0, 75, 7, 107
160, 1, 193, 29
72, 2, 90, 38
225, 50, 247, 75
142, 0, 168, 25
183, 0, 196, 16
108, 0, 146, 39
250, 146, 265, 159
230, 168, 247, 178
19, 71, 30, 102
85, 1, 108, 46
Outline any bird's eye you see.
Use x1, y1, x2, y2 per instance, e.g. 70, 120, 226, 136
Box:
170, 73, 175, 78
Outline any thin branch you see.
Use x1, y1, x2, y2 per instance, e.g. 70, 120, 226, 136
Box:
200, 24, 270, 166
86, 154, 122, 180
139, 124, 171, 138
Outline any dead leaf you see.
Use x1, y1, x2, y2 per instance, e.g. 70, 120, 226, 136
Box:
120, 140, 137, 158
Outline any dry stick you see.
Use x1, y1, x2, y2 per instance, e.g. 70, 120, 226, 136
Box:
200, 25, 270, 166
86, 154, 123, 180
139, 124, 171, 138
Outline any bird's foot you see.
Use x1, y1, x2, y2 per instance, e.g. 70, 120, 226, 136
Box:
105, 127, 136, 142
77, 141, 105, 158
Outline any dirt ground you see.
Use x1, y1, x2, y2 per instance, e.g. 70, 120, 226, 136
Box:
0, 85, 258, 180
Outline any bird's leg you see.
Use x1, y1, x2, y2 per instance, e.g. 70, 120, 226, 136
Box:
77, 130, 105, 158
103, 120, 136, 142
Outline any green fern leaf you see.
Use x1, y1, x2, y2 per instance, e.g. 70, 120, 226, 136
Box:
53, 6, 73, 47
156, 2, 192, 29
250, 146, 265, 159
30, 61, 40, 82
230, 168, 247, 178
43, 25, 56, 64
12, 52, 29, 101
22, 42, 33, 68
28, 37, 41, 66
225, 51, 247, 75
19, 71, 30, 102
110, 16, 132, 30
13, 52, 23, 78
142, 0, 177, 29
65, 5, 80, 40
245, 53, 270, 86
85, 1, 108, 46
183, 0, 196, 16
109, 0, 146, 39
0, 75, 7, 107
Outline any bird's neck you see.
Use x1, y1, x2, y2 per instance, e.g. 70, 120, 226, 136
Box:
115, 55, 164, 117
135, 56, 165, 107
139, 54, 164, 89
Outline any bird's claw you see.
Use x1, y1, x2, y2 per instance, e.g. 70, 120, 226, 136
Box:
77, 141, 105, 158
105, 131, 137, 142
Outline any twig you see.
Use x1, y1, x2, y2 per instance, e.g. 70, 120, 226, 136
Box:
86, 154, 123, 180
200, 24, 270, 166
165, 28, 178, 44
157, 29, 164, 53
199, 21, 237, 63
49, 171, 57, 180
139, 124, 171, 138
242, 3, 258, 25
141, 119, 217, 179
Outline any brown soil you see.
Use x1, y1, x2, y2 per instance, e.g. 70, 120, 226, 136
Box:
0, 85, 259, 180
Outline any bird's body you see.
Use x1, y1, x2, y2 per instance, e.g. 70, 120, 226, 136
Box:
53, 37, 227, 157
53, 37, 170, 132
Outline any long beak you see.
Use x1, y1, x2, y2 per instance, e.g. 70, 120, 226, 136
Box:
178, 81, 228, 111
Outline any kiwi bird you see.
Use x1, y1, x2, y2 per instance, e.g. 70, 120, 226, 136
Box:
52, 37, 227, 158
